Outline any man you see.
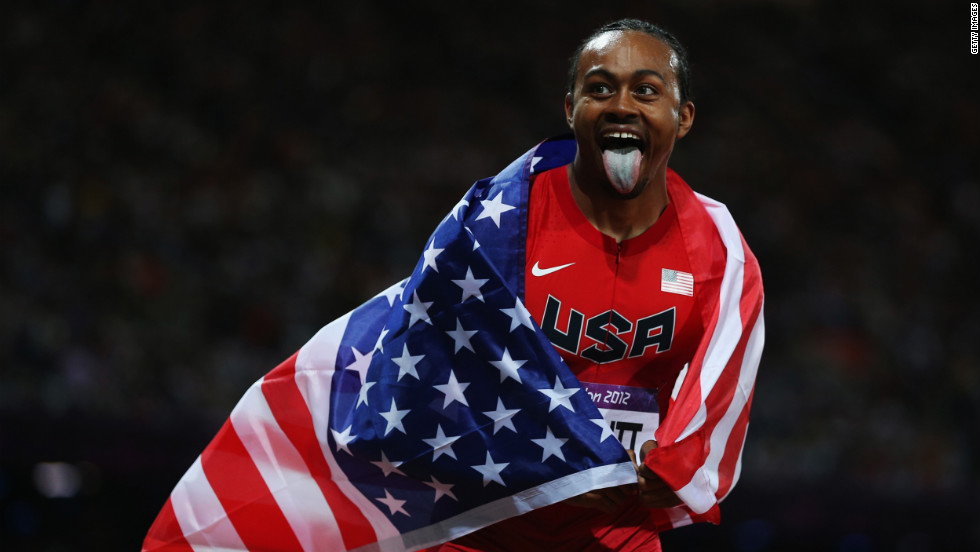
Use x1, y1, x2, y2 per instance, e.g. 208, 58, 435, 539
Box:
426, 18, 763, 552
143, 18, 763, 552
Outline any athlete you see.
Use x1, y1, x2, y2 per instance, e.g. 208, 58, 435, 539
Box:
427, 18, 763, 551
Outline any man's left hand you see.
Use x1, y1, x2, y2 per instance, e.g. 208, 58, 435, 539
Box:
629, 441, 684, 509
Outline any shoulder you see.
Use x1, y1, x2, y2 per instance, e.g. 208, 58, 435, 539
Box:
666, 169, 761, 282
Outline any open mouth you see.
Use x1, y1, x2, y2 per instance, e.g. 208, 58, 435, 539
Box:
600, 132, 644, 194
600, 132, 645, 153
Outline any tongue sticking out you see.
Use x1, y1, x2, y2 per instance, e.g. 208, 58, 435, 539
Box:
602, 147, 642, 194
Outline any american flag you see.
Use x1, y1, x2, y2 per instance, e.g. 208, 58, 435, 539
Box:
661, 268, 694, 296
143, 137, 766, 551
143, 138, 639, 552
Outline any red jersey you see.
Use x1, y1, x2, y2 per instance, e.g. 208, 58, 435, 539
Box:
524, 165, 703, 394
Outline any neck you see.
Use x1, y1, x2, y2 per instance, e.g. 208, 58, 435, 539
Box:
567, 163, 669, 243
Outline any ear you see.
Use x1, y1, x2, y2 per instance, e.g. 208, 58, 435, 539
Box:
676, 101, 695, 139
564, 93, 574, 127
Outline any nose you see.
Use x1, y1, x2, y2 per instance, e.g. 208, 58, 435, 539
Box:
605, 89, 639, 121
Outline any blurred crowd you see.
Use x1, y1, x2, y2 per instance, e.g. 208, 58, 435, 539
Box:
1, 0, 976, 550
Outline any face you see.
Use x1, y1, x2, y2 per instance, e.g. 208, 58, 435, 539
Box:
565, 31, 694, 198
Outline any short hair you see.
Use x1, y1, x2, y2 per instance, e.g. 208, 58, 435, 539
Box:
566, 18, 694, 105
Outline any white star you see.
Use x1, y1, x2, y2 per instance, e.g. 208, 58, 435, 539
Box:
531, 427, 568, 462
422, 424, 461, 461
356, 381, 375, 407
451, 198, 469, 221
464, 227, 481, 250
490, 347, 526, 384
538, 378, 579, 412
376, 490, 410, 517
481, 398, 520, 434
378, 280, 406, 306
433, 370, 470, 408
422, 241, 444, 273
471, 452, 509, 487
591, 418, 617, 443
331, 425, 356, 454
530, 156, 543, 173
451, 267, 488, 303
500, 299, 535, 332
475, 192, 516, 228
392, 343, 424, 382
446, 318, 478, 354
344, 347, 373, 385
373, 327, 389, 353
403, 291, 433, 327
371, 451, 405, 477
379, 398, 410, 436
423, 475, 458, 503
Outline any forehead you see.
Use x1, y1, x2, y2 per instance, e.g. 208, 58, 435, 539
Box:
576, 30, 679, 82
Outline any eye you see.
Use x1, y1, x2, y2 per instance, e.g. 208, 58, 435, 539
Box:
634, 84, 659, 97
587, 82, 613, 96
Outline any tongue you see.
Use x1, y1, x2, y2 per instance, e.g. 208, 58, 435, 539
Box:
602, 147, 642, 194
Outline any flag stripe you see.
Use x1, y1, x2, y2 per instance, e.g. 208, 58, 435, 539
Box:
646, 187, 765, 527
702, 300, 764, 501
170, 457, 247, 550
267, 318, 385, 551
200, 422, 305, 551
294, 315, 403, 549
232, 377, 345, 552
142, 498, 195, 552
672, 199, 753, 513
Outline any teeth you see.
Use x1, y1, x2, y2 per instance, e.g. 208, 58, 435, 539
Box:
605, 132, 641, 141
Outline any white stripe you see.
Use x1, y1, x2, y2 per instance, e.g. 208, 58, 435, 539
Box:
170, 457, 247, 551
295, 307, 402, 550
670, 364, 689, 401
675, 470, 715, 514
702, 310, 765, 497
697, 197, 746, 399
665, 506, 692, 529
384, 462, 638, 552
230, 380, 345, 552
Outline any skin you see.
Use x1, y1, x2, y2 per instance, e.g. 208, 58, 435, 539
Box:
561, 30, 693, 511
564, 30, 695, 244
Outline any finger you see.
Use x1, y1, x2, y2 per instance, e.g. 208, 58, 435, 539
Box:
587, 491, 622, 514
625, 448, 638, 471
639, 439, 658, 463
640, 494, 684, 509
565, 491, 621, 514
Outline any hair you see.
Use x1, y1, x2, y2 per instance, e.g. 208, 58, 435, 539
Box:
566, 18, 694, 105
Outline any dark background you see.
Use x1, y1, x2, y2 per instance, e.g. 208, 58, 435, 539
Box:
1, 0, 977, 550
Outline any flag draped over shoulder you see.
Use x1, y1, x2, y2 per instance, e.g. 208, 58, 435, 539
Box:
143, 137, 642, 552
144, 135, 766, 551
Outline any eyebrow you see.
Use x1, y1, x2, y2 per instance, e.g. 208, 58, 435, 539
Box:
583, 68, 667, 84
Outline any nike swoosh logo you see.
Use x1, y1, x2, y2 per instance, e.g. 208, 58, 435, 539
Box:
531, 261, 576, 277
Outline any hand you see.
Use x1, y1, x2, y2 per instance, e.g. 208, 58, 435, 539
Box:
630, 440, 684, 509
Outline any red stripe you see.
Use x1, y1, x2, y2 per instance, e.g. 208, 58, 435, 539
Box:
142, 497, 194, 552
262, 352, 378, 550
201, 420, 305, 552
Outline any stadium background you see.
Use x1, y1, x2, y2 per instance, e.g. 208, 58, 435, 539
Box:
1, 1, 977, 550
